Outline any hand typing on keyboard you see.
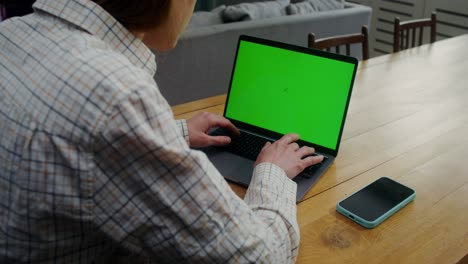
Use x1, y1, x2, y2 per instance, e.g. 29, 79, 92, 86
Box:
255, 134, 324, 179
186, 112, 240, 148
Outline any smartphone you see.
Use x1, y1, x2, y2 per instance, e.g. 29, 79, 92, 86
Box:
336, 177, 416, 228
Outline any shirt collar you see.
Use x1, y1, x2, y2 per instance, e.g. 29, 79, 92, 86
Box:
33, 0, 157, 76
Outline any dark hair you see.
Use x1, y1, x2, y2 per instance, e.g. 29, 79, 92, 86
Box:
1, 0, 35, 20
92, 0, 170, 30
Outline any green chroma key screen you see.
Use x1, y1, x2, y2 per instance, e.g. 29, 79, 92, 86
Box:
225, 40, 355, 150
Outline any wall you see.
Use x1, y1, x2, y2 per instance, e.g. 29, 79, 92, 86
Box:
348, 0, 468, 57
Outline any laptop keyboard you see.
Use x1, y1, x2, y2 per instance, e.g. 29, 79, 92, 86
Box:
210, 128, 328, 178
211, 128, 266, 160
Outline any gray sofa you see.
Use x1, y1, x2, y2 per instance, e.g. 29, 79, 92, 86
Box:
153, 2, 372, 106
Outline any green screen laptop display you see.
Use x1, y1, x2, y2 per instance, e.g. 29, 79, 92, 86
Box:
225, 39, 356, 151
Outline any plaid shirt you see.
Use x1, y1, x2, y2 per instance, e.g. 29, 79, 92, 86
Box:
0, 0, 299, 263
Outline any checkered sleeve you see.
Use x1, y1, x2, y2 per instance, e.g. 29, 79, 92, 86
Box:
245, 163, 300, 262
92, 83, 299, 263
175, 119, 190, 145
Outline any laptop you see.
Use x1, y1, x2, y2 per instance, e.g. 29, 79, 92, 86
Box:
201, 35, 358, 202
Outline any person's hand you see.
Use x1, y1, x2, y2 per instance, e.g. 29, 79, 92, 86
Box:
186, 112, 240, 148
255, 133, 324, 179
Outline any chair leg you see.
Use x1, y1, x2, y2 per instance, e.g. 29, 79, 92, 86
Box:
308, 33, 316, 48
393, 17, 401, 52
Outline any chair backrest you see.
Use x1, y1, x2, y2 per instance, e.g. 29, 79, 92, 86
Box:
308, 26, 369, 60
393, 12, 436, 52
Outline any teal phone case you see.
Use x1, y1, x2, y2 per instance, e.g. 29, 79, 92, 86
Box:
336, 177, 416, 228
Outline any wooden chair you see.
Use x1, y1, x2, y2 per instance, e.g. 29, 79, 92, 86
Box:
308, 26, 369, 60
393, 12, 437, 52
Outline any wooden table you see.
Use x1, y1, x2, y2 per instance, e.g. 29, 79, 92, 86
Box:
172, 34, 468, 264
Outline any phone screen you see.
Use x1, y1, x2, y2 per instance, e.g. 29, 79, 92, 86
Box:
338, 177, 415, 222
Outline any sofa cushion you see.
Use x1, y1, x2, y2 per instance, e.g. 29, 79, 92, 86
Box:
286, 0, 344, 15
188, 5, 226, 28
313, 0, 344, 10
286, 1, 317, 15
223, 0, 290, 22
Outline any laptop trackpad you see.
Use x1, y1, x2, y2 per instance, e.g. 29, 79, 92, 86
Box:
202, 147, 254, 186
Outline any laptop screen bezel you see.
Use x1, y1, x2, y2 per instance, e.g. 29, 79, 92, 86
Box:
223, 35, 358, 157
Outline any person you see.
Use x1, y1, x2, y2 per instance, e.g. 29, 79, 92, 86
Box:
0, 0, 324, 263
